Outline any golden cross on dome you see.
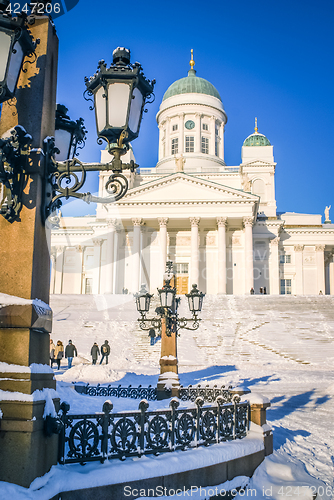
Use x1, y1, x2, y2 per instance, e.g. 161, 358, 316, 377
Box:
254, 117, 258, 133
189, 49, 195, 70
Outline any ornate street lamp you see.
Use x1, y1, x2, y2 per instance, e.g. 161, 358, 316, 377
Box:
158, 280, 176, 310
186, 284, 205, 314
134, 284, 153, 315
135, 262, 205, 337
84, 47, 155, 152
54, 104, 87, 161
0, 0, 37, 103
0, 45, 155, 223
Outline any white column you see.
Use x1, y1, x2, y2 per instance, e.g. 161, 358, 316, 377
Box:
330, 253, 334, 295
243, 217, 254, 294
269, 237, 280, 295
158, 217, 169, 280
92, 238, 103, 294
158, 122, 164, 161
105, 219, 117, 294
166, 117, 171, 156
50, 247, 57, 294
315, 245, 325, 294
217, 217, 227, 294
132, 218, 143, 293
219, 121, 225, 160
179, 113, 185, 155
294, 245, 304, 294
209, 116, 216, 156
190, 217, 200, 286
195, 113, 201, 153
53, 246, 65, 294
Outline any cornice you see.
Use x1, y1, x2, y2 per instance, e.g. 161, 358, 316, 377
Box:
117, 200, 256, 207
123, 174, 257, 201
283, 228, 334, 235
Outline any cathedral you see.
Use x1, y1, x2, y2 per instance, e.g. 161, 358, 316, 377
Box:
51, 54, 334, 296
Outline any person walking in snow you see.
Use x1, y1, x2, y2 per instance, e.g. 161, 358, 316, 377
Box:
65, 340, 77, 369
50, 339, 56, 367
55, 340, 64, 370
100, 340, 110, 365
91, 342, 100, 365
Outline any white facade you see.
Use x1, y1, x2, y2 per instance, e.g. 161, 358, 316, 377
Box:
51, 62, 334, 297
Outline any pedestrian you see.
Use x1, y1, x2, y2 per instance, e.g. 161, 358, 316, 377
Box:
149, 328, 156, 346
250, 287, 255, 295
65, 340, 77, 369
263, 286, 267, 294
91, 342, 100, 365
260, 287, 263, 294
100, 340, 110, 365
55, 340, 64, 370
50, 339, 55, 367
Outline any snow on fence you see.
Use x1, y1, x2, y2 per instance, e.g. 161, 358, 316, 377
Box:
75, 383, 235, 403
56, 397, 250, 465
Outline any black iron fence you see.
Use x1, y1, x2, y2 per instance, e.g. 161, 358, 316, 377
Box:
56, 397, 250, 465
75, 383, 234, 403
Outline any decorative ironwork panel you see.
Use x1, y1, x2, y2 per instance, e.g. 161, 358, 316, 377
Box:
80, 384, 157, 401
57, 398, 250, 465
179, 384, 233, 403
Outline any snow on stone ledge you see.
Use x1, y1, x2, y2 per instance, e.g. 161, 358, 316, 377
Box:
0, 362, 53, 374
242, 392, 270, 405
0, 292, 50, 311
0, 388, 59, 403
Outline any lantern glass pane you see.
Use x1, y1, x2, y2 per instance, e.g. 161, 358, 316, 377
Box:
7, 41, 24, 93
159, 291, 167, 307
192, 296, 200, 311
128, 87, 143, 133
139, 295, 147, 312
166, 291, 174, 308
108, 82, 130, 127
55, 128, 72, 161
95, 86, 107, 133
0, 32, 11, 82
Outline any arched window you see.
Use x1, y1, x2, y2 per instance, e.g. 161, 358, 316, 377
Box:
252, 178, 266, 202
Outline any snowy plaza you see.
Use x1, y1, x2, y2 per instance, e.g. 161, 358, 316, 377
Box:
1, 294, 332, 498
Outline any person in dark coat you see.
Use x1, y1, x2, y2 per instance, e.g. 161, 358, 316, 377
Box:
65, 340, 77, 369
100, 340, 110, 365
55, 340, 64, 370
91, 342, 100, 365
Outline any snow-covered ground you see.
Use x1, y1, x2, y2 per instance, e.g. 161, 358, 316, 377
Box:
1, 294, 334, 499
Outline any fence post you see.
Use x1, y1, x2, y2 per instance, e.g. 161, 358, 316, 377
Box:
194, 396, 204, 446
169, 398, 179, 451
138, 399, 149, 455
58, 401, 70, 464
249, 395, 273, 456
215, 395, 224, 443
101, 401, 113, 460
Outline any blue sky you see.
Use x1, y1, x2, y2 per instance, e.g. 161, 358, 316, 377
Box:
54, 0, 334, 219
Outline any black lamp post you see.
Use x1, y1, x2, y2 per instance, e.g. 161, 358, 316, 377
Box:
135, 262, 205, 337
0, 0, 37, 103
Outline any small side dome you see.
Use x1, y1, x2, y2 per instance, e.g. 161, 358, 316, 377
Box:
243, 118, 271, 146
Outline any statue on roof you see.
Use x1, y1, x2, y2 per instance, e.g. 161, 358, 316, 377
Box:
175, 154, 186, 172
325, 205, 331, 222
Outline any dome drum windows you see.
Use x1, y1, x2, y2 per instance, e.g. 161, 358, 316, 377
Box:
201, 137, 209, 154
172, 124, 178, 131
171, 138, 179, 155
202, 123, 209, 131
185, 136, 194, 153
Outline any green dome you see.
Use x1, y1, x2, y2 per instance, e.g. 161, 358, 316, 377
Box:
162, 69, 222, 102
243, 132, 271, 147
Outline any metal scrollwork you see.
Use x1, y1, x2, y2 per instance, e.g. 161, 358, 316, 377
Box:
200, 410, 217, 441
111, 417, 137, 454
105, 172, 128, 201
147, 415, 169, 448
176, 412, 195, 445
0, 125, 32, 223
68, 419, 100, 460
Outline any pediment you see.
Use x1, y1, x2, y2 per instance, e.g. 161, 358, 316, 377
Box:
119, 173, 258, 204
242, 160, 276, 167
